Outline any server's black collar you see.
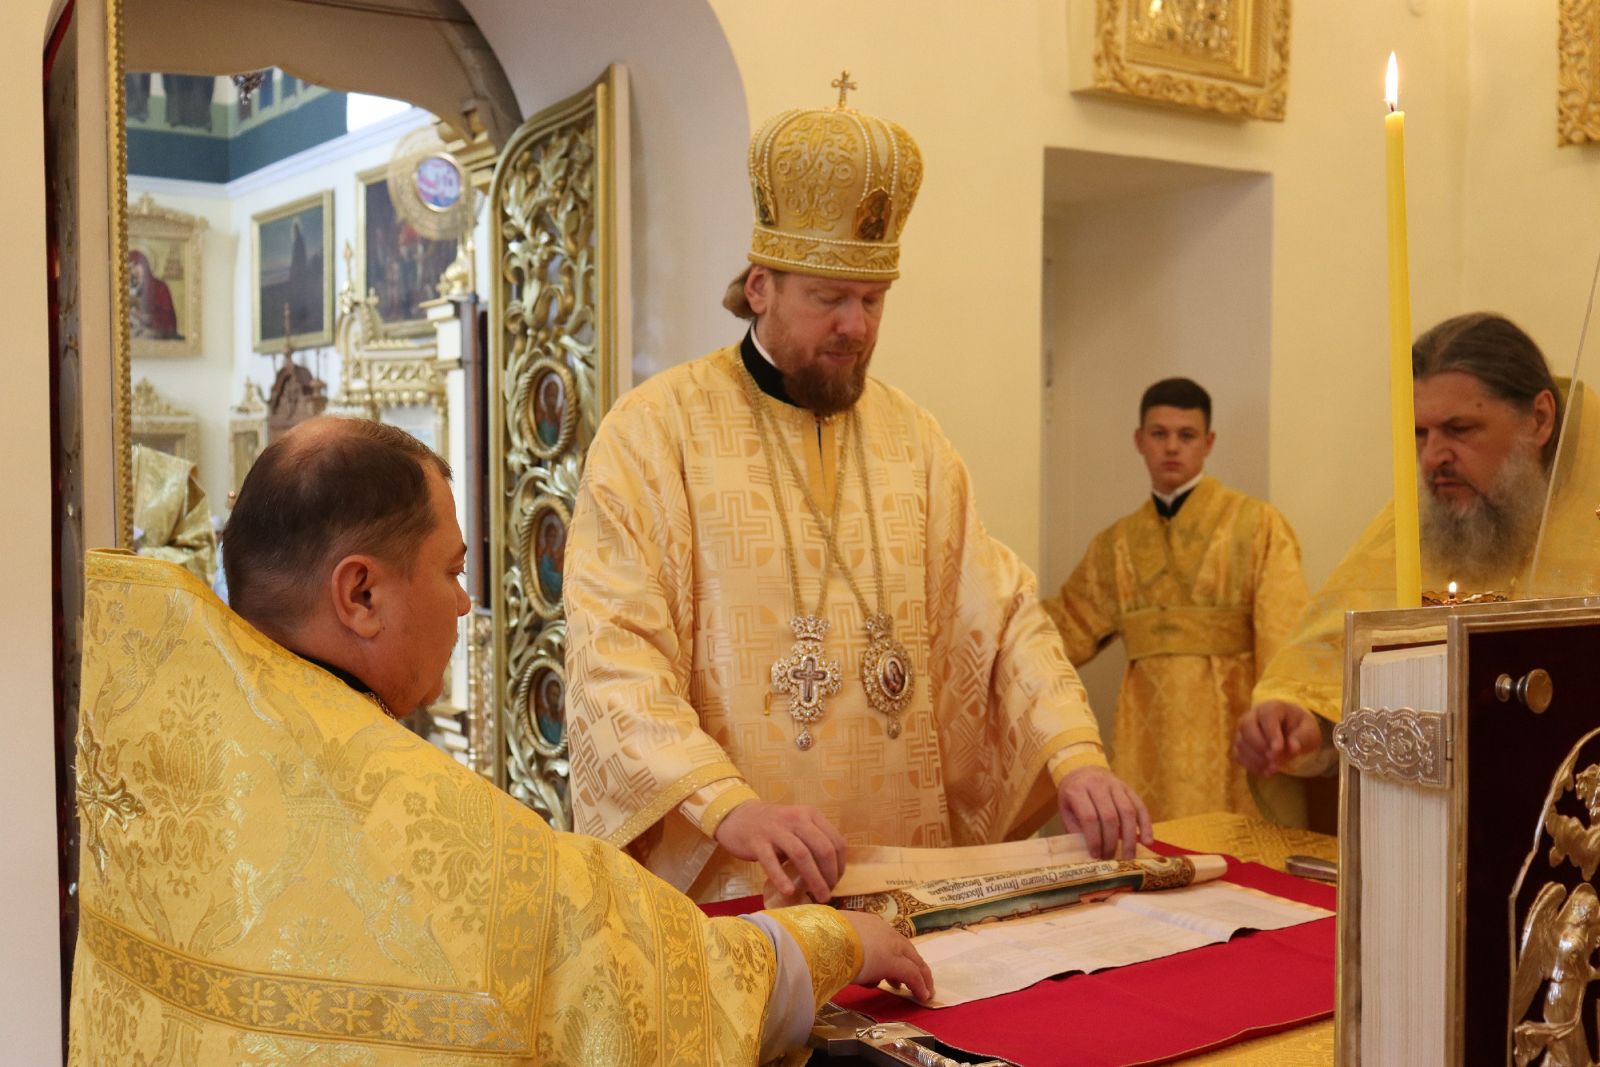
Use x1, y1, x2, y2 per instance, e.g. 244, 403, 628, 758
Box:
1152, 487, 1195, 520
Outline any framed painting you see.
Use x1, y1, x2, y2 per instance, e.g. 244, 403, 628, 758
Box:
1068, 0, 1291, 121
127, 193, 206, 357
519, 495, 570, 619
252, 190, 334, 352
355, 164, 460, 336
523, 356, 578, 461
513, 655, 567, 756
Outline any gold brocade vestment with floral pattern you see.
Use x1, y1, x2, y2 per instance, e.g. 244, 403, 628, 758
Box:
565, 347, 1109, 902
67, 551, 860, 1066
1042, 478, 1308, 822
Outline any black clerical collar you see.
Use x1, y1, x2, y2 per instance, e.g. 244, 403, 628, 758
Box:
294, 651, 376, 699
741, 328, 797, 407
1152, 487, 1195, 520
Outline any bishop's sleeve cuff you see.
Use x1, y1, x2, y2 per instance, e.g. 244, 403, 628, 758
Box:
678, 778, 760, 838
1046, 741, 1109, 786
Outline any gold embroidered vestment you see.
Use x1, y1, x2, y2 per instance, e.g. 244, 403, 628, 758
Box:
1043, 478, 1308, 821
565, 347, 1108, 901
66, 551, 859, 1066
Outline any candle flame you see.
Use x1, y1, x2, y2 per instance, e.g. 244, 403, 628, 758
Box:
1385, 52, 1399, 111
1448, 580, 1458, 595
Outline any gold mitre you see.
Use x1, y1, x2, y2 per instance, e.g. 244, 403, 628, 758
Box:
746, 72, 924, 281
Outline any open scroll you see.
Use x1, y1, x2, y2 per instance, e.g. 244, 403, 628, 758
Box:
829, 840, 1331, 1007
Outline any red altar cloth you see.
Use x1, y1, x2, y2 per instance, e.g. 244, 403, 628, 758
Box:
704, 843, 1336, 1066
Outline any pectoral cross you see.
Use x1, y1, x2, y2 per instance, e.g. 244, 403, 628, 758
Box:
831, 70, 858, 108
787, 653, 830, 710
772, 615, 842, 749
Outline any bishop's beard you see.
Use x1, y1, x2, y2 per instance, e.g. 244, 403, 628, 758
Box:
782, 351, 871, 416
1420, 445, 1550, 584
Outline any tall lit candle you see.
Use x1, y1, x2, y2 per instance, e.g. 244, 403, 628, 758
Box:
1385, 52, 1422, 607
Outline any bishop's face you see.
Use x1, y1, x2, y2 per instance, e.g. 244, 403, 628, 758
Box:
748, 266, 891, 416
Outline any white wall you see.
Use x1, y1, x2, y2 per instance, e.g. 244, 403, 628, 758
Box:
5, 0, 67, 1058
461, 0, 751, 382
1040, 160, 1273, 739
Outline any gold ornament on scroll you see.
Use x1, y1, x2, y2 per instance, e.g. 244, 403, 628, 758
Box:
489, 69, 625, 830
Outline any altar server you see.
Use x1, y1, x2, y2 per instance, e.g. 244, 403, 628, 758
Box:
66, 416, 929, 1067
1237, 312, 1594, 824
564, 78, 1150, 905
1043, 378, 1308, 821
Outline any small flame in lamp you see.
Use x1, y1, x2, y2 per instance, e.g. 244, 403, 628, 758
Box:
1447, 580, 1458, 598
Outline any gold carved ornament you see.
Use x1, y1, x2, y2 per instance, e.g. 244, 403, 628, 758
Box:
1331, 705, 1451, 788
1075, 0, 1291, 121
1559, 0, 1600, 146
488, 68, 626, 830
1509, 738, 1600, 1064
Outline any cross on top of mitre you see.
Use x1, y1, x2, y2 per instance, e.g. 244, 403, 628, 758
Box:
831, 70, 858, 108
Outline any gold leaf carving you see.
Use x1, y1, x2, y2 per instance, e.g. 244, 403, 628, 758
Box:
1081, 0, 1290, 121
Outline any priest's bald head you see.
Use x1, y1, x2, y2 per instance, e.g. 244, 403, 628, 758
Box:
720, 81, 923, 416
222, 416, 470, 716
1413, 312, 1559, 582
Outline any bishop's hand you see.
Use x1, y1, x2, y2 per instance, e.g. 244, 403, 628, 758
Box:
1058, 765, 1153, 860
839, 910, 935, 1002
714, 799, 848, 902
1233, 699, 1322, 777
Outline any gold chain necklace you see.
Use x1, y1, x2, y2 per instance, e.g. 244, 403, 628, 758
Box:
741, 364, 915, 744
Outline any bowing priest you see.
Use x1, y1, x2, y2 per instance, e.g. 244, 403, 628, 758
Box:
1236, 312, 1596, 824
564, 79, 1151, 906
1042, 378, 1308, 822
67, 416, 930, 1067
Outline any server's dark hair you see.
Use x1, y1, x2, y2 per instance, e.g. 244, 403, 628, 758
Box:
222, 417, 450, 636
1140, 377, 1212, 428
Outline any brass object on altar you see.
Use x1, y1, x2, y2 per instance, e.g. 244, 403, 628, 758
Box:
1495, 668, 1554, 714
488, 66, 630, 829
1333, 705, 1451, 789
227, 379, 267, 501
1422, 586, 1509, 606
1068, 0, 1291, 121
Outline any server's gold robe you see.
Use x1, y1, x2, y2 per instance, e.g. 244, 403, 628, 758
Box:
67, 550, 860, 1067
1042, 478, 1308, 821
566, 347, 1109, 901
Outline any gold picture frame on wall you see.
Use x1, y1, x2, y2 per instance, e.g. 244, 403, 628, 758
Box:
354, 164, 460, 337
127, 193, 205, 358
1559, 0, 1600, 145
1068, 0, 1291, 121
251, 190, 335, 352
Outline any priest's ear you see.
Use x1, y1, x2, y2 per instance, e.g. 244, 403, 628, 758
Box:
326, 554, 386, 640
745, 265, 780, 317
1531, 388, 1558, 450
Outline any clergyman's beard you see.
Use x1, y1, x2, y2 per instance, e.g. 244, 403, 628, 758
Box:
782, 350, 871, 416
1419, 446, 1549, 583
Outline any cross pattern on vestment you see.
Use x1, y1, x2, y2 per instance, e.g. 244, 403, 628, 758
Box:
832, 70, 858, 108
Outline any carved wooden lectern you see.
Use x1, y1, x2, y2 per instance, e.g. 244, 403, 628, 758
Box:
1335, 597, 1600, 1065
